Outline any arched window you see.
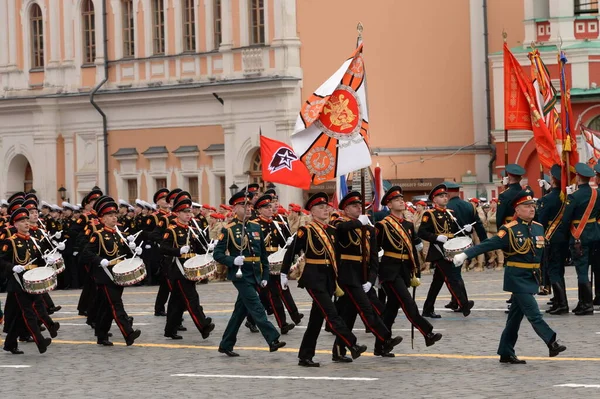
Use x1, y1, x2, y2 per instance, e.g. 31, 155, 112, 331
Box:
82, 0, 96, 63
152, 0, 165, 55
122, 0, 135, 57
183, 0, 196, 52
30, 4, 44, 68
587, 114, 600, 131
249, 149, 264, 189
24, 161, 33, 193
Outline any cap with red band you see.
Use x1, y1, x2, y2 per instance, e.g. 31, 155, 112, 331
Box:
305, 192, 329, 211
339, 191, 362, 210
428, 183, 448, 201
10, 207, 29, 224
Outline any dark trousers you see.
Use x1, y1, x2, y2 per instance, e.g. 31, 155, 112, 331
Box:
154, 274, 172, 314
423, 260, 469, 313
378, 279, 433, 345
591, 244, 600, 299
367, 288, 385, 316
333, 285, 390, 356
3, 291, 48, 352
274, 279, 301, 318
40, 292, 56, 309
68, 254, 80, 289
497, 292, 555, 357
219, 280, 280, 351
299, 288, 357, 360
165, 279, 209, 336
77, 265, 94, 313
547, 243, 569, 285
265, 275, 288, 328
96, 283, 133, 341
33, 295, 56, 330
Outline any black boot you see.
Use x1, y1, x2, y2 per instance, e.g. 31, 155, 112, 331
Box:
548, 336, 567, 357
548, 283, 569, 315
572, 286, 583, 313
575, 283, 594, 316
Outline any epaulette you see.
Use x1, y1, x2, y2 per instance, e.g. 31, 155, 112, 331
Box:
225, 222, 237, 228
248, 220, 260, 225
532, 221, 543, 227
504, 221, 518, 228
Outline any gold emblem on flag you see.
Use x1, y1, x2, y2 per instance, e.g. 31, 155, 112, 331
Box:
305, 147, 335, 177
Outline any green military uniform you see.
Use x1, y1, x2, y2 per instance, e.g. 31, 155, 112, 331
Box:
461, 190, 566, 363
559, 163, 600, 315
497, 164, 527, 230
214, 192, 281, 356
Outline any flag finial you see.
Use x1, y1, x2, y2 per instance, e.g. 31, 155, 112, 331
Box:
357, 22, 363, 38
502, 29, 507, 43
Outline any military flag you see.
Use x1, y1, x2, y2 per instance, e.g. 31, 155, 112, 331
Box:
260, 135, 311, 190
558, 50, 580, 184
581, 125, 600, 161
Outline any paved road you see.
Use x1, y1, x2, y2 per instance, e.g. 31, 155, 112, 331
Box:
2, 268, 600, 399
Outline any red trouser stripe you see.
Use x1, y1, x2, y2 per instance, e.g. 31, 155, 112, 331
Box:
266, 287, 283, 328
276, 281, 294, 314
176, 280, 204, 329
14, 293, 40, 346
102, 285, 127, 337
307, 288, 352, 348
31, 300, 50, 329
385, 281, 426, 336
345, 287, 386, 342
435, 262, 463, 308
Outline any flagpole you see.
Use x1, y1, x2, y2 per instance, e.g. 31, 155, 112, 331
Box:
503, 31, 510, 169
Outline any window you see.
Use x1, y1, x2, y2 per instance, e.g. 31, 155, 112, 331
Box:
214, 0, 222, 49
249, 149, 264, 189
82, 0, 96, 64
122, 0, 135, 57
575, 0, 599, 15
188, 177, 199, 203
155, 178, 167, 189
24, 162, 33, 193
183, 0, 196, 52
30, 4, 44, 68
249, 0, 265, 45
152, 0, 165, 55
127, 179, 138, 204
588, 115, 600, 132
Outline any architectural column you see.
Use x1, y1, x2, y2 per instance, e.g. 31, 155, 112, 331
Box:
549, 0, 575, 44
219, 0, 232, 49
7, 0, 17, 67
94, 0, 107, 83
63, 134, 76, 203
271, 0, 300, 77
0, 1, 9, 66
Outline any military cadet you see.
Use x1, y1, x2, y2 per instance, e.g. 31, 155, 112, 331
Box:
149, 188, 173, 316
80, 198, 141, 346
375, 186, 442, 354
497, 164, 526, 229
241, 183, 261, 219
559, 163, 600, 315
62, 202, 78, 289
214, 190, 286, 357
454, 190, 567, 364
1, 207, 54, 354
419, 183, 474, 318
252, 194, 296, 335
280, 192, 366, 367
159, 194, 215, 340
537, 165, 569, 314
330, 191, 402, 362
117, 200, 130, 225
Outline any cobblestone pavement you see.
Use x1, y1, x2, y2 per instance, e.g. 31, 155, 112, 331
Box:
2, 268, 600, 399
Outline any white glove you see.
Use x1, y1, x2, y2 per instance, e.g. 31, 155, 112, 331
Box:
280, 273, 289, 290
436, 235, 448, 243
134, 247, 143, 256
100, 259, 109, 267
12, 265, 25, 273
207, 243, 215, 251
286, 237, 294, 246
43, 255, 56, 266
463, 224, 473, 233
362, 281, 372, 293
566, 184, 576, 195
502, 176, 509, 185
538, 179, 551, 191
128, 242, 137, 250
234, 256, 245, 266
52, 241, 58, 247
73, 251, 79, 257
54, 231, 62, 239
127, 235, 136, 242
453, 253, 468, 267
415, 242, 424, 252
144, 244, 151, 249
180, 245, 190, 255
358, 215, 370, 226
260, 280, 268, 288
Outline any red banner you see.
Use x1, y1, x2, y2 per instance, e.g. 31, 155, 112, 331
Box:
260, 135, 311, 190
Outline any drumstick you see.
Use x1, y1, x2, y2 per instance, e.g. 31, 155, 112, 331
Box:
24, 258, 38, 270
454, 221, 477, 236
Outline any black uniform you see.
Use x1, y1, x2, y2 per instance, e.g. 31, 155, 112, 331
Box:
148, 209, 174, 315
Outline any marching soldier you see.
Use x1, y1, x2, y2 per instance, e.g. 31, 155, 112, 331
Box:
1, 207, 54, 354
280, 192, 366, 367
537, 165, 569, 314
497, 164, 526, 229
419, 183, 474, 318
81, 198, 142, 346
454, 190, 567, 364
148, 188, 173, 316
330, 191, 402, 361
559, 163, 600, 315
159, 194, 215, 340
62, 202, 78, 289
214, 190, 285, 357
375, 186, 442, 355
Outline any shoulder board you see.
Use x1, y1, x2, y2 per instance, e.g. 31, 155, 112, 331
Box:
532, 221, 543, 227
248, 220, 260, 225
504, 221, 518, 228
425, 210, 435, 216
225, 222, 236, 228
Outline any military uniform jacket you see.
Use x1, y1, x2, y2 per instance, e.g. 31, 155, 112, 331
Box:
418, 207, 461, 262
333, 216, 378, 287
70, 211, 99, 253
559, 183, 600, 245
0, 232, 45, 292
213, 217, 269, 284
159, 221, 208, 280
254, 216, 287, 255
281, 221, 337, 294
145, 210, 172, 245
465, 218, 544, 294
497, 183, 522, 229
29, 225, 53, 255
376, 214, 421, 284
82, 227, 131, 285
537, 187, 567, 244
447, 197, 487, 242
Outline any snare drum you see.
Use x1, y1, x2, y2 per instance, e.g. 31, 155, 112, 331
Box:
112, 258, 147, 286
183, 254, 216, 282
443, 237, 473, 263
46, 252, 65, 275
23, 267, 57, 294
268, 248, 285, 275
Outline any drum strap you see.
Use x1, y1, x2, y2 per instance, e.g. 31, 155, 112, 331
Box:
13, 273, 24, 290
101, 264, 115, 282
175, 258, 186, 276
